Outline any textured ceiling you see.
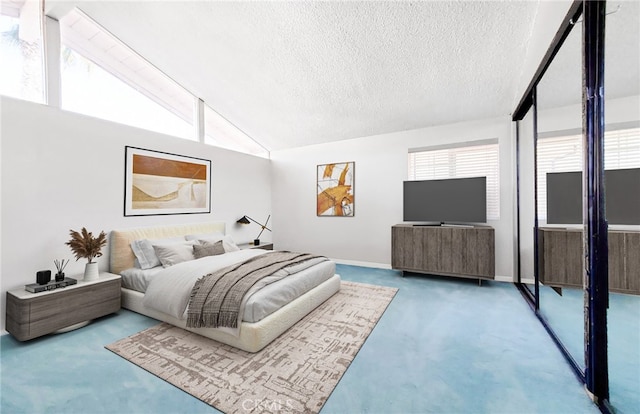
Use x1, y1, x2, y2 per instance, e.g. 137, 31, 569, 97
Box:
49, 1, 542, 151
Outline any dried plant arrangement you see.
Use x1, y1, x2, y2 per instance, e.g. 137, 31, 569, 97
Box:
66, 227, 107, 263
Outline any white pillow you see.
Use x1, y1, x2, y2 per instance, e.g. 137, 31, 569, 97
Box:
185, 232, 224, 242
218, 235, 240, 252
131, 237, 185, 269
185, 233, 240, 252
120, 266, 164, 292
152, 241, 197, 267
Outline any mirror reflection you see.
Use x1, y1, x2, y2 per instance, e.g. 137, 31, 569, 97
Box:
603, 2, 640, 412
517, 106, 537, 296
535, 1, 639, 411
535, 15, 583, 370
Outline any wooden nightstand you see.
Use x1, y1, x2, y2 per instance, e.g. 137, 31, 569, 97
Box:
238, 242, 274, 250
6, 272, 121, 341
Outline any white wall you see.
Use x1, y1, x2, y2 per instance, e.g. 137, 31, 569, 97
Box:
271, 116, 515, 280
538, 95, 640, 134
0, 96, 271, 333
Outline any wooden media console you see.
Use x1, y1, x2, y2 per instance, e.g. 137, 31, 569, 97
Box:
391, 224, 495, 281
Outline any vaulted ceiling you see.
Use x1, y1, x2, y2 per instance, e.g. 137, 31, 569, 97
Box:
44, 1, 638, 152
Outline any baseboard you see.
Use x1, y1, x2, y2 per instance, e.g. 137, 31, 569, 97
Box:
331, 259, 392, 270
332, 259, 516, 284
494, 275, 515, 283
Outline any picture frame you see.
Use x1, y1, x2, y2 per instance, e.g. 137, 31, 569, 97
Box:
317, 161, 355, 217
124, 146, 211, 216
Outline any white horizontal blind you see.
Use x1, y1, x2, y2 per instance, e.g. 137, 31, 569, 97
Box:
603, 127, 640, 169
408, 141, 500, 220
537, 127, 640, 221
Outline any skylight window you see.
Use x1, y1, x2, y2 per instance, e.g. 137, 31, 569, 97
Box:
59, 8, 195, 139
204, 104, 269, 157
0, 0, 44, 103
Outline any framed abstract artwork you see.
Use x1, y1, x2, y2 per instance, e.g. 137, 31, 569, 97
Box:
124, 146, 211, 216
317, 162, 355, 217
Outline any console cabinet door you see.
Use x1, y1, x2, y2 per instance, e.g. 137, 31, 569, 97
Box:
392, 225, 494, 279
538, 228, 640, 294
624, 232, 640, 293
538, 229, 582, 287
391, 226, 411, 269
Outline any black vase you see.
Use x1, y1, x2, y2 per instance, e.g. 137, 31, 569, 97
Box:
55, 272, 65, 282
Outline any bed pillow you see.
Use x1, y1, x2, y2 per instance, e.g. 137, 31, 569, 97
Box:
216, 235, 240, 252
152, 241, 197, 267
120, 266, 164, 292
193, 240, 225, 259
185, 232, 240, 252
131, 237, 185, 269
185, 232, 223, 244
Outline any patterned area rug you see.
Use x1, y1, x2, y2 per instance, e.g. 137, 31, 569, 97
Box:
106, 281, 397, 414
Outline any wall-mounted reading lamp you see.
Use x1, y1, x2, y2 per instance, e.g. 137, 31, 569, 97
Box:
236, 215, 271, 246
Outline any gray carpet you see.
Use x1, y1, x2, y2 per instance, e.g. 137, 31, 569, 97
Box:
106, 281, 397, 414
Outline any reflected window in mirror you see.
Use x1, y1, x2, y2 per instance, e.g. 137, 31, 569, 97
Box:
536, 125, 640, 223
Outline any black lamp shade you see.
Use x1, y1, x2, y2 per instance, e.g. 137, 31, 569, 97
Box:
236, 216, 251, 224
237, 215, 271, 242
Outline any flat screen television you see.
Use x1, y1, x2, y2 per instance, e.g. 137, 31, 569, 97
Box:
546, 168, 640, 225
403, 177, 487, 224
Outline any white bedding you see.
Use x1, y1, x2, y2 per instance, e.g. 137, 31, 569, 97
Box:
138, 249, 334, 325
120, 267, 165, 292
110, 222, 341, 352
243, 257, 334, 323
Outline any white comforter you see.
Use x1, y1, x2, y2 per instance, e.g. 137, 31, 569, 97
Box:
142, 249, 328, 323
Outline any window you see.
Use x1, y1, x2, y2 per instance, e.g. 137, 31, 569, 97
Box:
0, 0, 44, 103
59, 8, 194, 139
408, 140, 500, 220
537, 126, 640, 221
204, 104, 268, 157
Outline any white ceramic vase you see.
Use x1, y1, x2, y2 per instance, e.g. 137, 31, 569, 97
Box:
84, 262, 99, 281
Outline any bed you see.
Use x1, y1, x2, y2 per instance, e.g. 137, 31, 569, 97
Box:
110, 222, 341, 352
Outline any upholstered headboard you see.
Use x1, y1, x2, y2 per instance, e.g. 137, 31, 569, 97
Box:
109, 222, 226, 275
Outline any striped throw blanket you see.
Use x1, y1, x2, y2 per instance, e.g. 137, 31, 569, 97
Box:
186, 251, 324, 329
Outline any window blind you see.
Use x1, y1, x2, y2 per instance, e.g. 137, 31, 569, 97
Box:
408, 141, 500, 220
537, 127, 640, 221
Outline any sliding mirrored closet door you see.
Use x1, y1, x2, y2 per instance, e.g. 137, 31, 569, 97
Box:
535, 18, 584, 371
516, 105, 537, 301
603, 2, 640, 412
515, 1, 640, 410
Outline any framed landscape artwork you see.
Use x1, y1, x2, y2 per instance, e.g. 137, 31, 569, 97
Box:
317, 162, 355, 217
124, 146, 211, 216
